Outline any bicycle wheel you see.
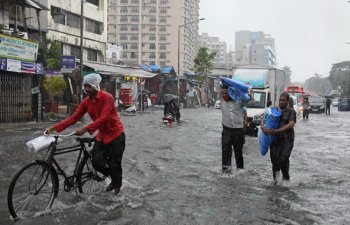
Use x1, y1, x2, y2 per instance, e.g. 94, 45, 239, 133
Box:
7, 161, 57, 219
76, 154, 106, 194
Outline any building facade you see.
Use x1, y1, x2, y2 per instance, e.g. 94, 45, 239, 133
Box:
199, 32, 227, 65
107, 0, 200, 74
235, 30, 276, 67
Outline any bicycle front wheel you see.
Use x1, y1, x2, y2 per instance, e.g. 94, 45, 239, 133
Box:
7, 162, 57, 219
76, 154, 106, 194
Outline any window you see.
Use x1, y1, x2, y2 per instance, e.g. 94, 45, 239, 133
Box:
160, 34, 166, 41
159, 43, 166, 50
149, 15, 156, 23
70, 45, 81, 59
120, 6, 128, 13
149, 25, 156, 32
149, 43, 156, 49
85, 18, 102, 34
159, 25, 166, 32
120, 24, 128, 31
120, 0, 128, 3
86, 0, 99, 6
120, 34, 128, 41
131, 6, 138, 13
130, 24, 138, 31
51, 7, 65, 25
149, 7, 156, 13
120, 15, 128, 22
159, 17, 166, 23
160, 61, 166, 66
87, 49, 98, 61
122, 52, 128, 59
160, 7, 167, 14
130, 34, 138, 41
130, 43, 138, 49
160, 0, 168, 4
131, 0, 138, 4
159, 52, 166, 59
67, 13, 80, 29
149, 35, 156, 41
131, 15, 139, 22
121, 43, 128, 50
131, 52, 138, 58
149, 52, 155, 58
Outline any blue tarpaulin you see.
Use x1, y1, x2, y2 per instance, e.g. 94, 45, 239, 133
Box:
162, 66, 175, 74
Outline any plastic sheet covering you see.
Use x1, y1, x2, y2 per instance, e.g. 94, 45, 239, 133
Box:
26, 136, 61, 153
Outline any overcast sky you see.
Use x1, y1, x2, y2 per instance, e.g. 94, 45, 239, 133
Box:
199, 0, 350, 82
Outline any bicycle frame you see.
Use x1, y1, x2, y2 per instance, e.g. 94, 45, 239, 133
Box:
39, 134, 94, 192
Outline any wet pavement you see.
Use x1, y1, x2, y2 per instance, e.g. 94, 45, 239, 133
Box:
0, 106, 349, 225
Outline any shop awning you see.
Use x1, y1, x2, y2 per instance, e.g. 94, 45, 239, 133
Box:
24, 0, 50, 10
82, 61, 157, 78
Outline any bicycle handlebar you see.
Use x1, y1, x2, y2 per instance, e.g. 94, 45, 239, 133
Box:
44, 131, 76, 137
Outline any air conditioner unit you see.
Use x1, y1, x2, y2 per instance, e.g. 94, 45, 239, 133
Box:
51, 7, 64, 16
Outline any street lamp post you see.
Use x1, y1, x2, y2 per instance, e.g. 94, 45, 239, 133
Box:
177, 18, 205, 106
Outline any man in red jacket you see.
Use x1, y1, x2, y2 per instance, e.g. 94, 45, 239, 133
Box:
46, 73, 125, 195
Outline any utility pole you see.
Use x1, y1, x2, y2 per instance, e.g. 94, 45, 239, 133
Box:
79, 0, 84, 104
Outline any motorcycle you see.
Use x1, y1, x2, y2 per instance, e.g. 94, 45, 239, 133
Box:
163, 114, 175, 126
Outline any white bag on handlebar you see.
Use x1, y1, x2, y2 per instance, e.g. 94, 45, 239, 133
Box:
26, 136, 59, 153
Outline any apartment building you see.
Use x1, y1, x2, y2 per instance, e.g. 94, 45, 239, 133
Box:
107, 0, 200, 74
199, 33, 227, 65
235, 30, 277, 67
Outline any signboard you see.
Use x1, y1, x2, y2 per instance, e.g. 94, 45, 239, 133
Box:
31, 86, 40, 94
61, 56, 76, 73
36, 63, 44, 75
21, 61, 36, 74
0, 58, 6, 70
7, 59, 21, 72
0, 34, 38, 62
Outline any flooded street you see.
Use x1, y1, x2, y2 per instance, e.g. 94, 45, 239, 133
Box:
0, 107, 349, 225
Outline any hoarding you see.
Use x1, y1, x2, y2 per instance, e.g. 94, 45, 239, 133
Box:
0, 34, 39, 62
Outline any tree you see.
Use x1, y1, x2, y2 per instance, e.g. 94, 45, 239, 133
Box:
328, 61, 350, 95
193, 47, 216, 107
304, 74, 331, 96
43, 76, 67, 102
39, 38, 62, 70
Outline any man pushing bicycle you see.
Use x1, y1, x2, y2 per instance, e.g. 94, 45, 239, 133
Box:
46, 73, 125, 195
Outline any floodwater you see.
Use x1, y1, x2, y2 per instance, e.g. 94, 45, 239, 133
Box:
0, 106, 349, 225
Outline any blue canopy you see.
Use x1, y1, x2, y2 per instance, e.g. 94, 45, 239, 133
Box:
162, 66, 175, 74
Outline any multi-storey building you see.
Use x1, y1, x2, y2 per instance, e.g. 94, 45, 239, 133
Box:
235, 30, 277, 67
199, 32, 227, 65
46, 0, 107, 62
107, 0, 200, 74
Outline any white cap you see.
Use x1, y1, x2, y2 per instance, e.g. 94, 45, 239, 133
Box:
82, 73, 102, 91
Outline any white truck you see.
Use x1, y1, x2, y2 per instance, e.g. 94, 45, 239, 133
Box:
232, 65, 288, 136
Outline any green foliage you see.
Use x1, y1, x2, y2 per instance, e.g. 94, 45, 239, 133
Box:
329, 61, 350, 91
43, 76, 67, 101
41, 38, 62, 70
193, 47, 216, 78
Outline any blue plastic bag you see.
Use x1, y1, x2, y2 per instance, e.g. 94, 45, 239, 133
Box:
220, 77, 249, 93
264, 107, 281, 129
258, 128, 275, 156
227, 86, 251, 102
258, 107, 281, 156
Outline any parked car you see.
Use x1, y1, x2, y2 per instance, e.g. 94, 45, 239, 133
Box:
338, 97, 350, 111
332, 98, 339, 107
309, 96, 325, 113
214, 100, 221, 109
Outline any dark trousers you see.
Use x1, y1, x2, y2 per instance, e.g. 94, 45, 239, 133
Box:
270, 141, 293, 180
222, 126, 245, 170
326, 106, 330, 115
92, 133, 126, 188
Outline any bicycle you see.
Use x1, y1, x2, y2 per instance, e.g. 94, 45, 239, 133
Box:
7, 132, 106, 220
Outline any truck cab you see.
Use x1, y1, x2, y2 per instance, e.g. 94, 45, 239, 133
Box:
232, 65, 287, 136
